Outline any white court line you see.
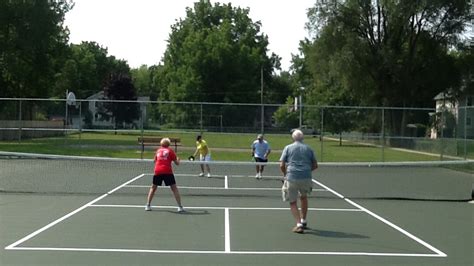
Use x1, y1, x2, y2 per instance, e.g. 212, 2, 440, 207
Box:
469, 200, 474, 204
4, 174, 146, 250
225, 208, 230, 253
224, 175, 228, 189
90, 204, 362, 212
312, 179, 447, 258
345, 198, 447, 257
6, 247, 445, 257
125, 185, 327, 192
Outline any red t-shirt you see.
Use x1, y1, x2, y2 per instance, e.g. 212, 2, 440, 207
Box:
154, 147, 177, 175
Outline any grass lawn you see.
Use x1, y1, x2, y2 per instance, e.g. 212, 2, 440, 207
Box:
0, 131, 464, 162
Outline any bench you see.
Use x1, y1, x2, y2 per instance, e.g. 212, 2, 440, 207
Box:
138, 137, 181, 159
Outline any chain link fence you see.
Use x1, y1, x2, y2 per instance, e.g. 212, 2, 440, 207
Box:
1, 98, 473, 160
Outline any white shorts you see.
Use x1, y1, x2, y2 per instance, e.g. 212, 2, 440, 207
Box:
282, 179, 312, 202
199, 154, 211, 161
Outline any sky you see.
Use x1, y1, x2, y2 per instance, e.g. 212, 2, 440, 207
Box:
64, 0, 316, 71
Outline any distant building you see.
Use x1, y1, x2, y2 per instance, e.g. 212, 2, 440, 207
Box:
431, 92, 473, 139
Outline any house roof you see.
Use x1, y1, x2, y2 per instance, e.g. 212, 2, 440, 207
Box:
86, 91, 104, 100
433, 92, 449, 101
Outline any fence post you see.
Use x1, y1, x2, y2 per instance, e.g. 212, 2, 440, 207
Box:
77, 101, 82, 141
440, 107, 445, 160
463, 106, 467, 160
200, 104, 203, 134
381, 108, 385, 162
18, 99, 22, 143
320, 107, 324, 162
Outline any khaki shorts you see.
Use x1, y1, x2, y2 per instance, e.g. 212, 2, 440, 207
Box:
282, 179, 313, 202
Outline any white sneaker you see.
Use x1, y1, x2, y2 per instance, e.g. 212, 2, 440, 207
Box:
145, 205, 151, 211
198, 172, 204, 177
255, 173, 260, 179
207, 173, 211, 178
177, 206, 185, 213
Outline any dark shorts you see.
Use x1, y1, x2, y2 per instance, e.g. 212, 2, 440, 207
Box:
153, 174, 176, 186
254, 157, 268, 163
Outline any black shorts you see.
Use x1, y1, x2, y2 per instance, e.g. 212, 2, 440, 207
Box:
254, 157, 268, 163
153, 174, 176, 186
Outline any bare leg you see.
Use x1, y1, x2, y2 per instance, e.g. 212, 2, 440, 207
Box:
146, 185, 157, 205
290, 201, 301, 224
300, 196, 308, 221
200, 164, 205, 174
170, 184, 182, 206
206, 164, 211, 174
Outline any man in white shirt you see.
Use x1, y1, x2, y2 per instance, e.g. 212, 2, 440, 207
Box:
251, 134, 271, 179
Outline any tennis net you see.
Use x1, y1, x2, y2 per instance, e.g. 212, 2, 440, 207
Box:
0, 152, 472, 201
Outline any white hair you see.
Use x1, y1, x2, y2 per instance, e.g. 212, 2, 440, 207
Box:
160, 138, 171, 147
292, 129, 304, 141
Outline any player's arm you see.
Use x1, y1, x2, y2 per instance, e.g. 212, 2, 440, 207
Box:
264, 147, 271, 159
279, 161, 287, 177
174, 157, 180, 166
311, 160, 318, 171
311, 150, 318, 171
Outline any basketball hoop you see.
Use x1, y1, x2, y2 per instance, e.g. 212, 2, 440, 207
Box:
66, 92, 76, 106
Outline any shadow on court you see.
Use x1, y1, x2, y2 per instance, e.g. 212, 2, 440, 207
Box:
304, 228, 369, 239
146, 209, 210, 215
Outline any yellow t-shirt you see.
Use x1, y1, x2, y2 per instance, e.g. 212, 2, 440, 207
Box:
196, 140, 209, 155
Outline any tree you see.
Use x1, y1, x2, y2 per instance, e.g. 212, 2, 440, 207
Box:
302, 0, 472, 135
0, 0, 72, 98
272, 97, 299, 129
102, 72, 140, 129
158, 0, 280, 128
131, 64, 165, 100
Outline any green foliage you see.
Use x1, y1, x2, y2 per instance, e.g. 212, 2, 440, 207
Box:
102, 73, 140, 128
158, 0, 280, 128
303, 0, 472, 107
0, 0, 72, 98
299, 0, 472, 136
272, 97, 299, 128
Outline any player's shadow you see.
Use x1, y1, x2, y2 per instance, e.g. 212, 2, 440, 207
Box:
174, 210, 210, 215
304, 228, 369, 239
147, 209, 210, 215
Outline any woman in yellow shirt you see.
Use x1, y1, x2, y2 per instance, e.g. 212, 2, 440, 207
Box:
193, 135, 211, 177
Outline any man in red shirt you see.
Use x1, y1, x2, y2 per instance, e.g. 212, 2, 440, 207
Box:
145, 138, 184, 212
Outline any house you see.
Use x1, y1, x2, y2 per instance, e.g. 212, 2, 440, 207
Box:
85, 91, 149, 129
430, 92, 473, 139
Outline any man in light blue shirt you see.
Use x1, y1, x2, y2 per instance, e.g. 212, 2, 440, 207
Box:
251, 134, 271, 179
280, 129, 318, 233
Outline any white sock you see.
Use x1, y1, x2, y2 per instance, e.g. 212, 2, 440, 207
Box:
301, 219, 306, 224
296, 222, 303, 228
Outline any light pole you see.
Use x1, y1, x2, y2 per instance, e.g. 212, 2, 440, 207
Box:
298, 87, 305, 127
260, 66, 264, 134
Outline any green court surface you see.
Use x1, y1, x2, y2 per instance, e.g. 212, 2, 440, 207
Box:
1, 167, 472, 266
